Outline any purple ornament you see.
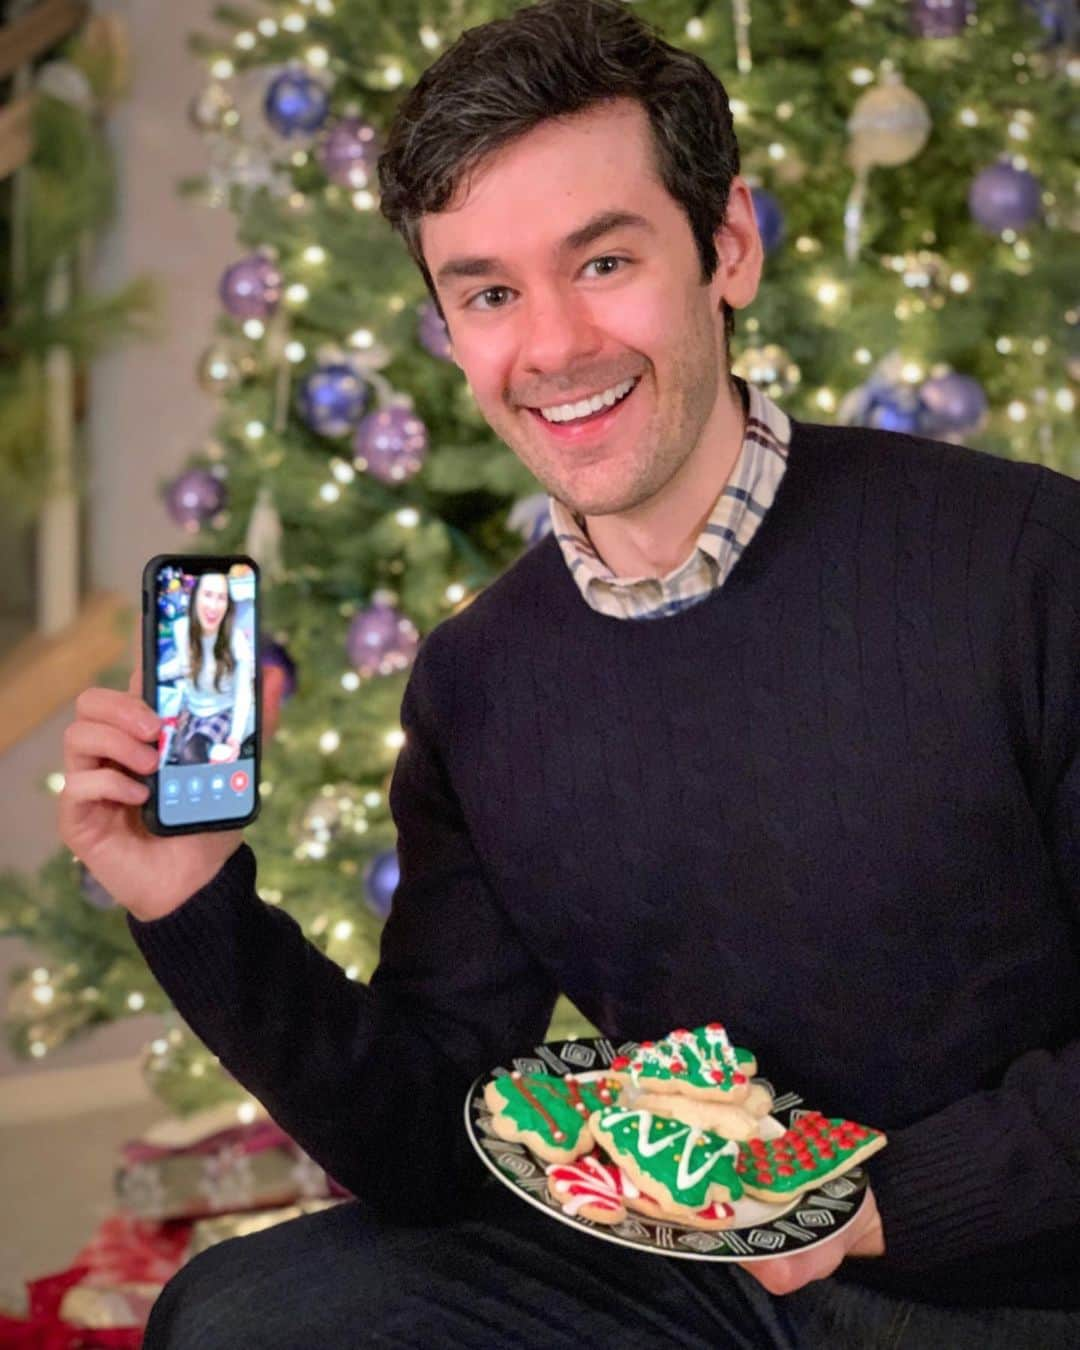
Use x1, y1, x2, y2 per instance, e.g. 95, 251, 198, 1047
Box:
345, 600, 420, 678
219, 253, 283, 321
78, 863, 116, 910
911, 0, 972, 38
260, 638, 298, 700
750, 187, 785, 254
264, 69, 330, 136
352, 407, 429, 484
1024, 0, 1074, 46
418, 301, 453, 361
165, 469, 227, 532
317, 115, 381, 189
968, 161, 1042, 233
297, 362, 369, 437
363, 850, 399, 918
918, 372, 988, 432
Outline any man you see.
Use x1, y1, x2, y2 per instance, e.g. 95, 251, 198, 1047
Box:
59, 1, 1079, 1345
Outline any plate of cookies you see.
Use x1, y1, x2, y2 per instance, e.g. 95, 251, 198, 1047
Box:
465, 1023, 887, 1261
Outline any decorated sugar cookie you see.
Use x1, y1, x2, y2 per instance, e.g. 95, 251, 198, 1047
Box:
611, 1024, 757, 1103
637, 1092, 763, 1140
626, 1185, 736, 1231
735, 1111, 887, 1203
589, 1108, 744, 1223
484, 1071, 621, 1162
544, 1155, 738, 1231
545, 1155, 636, 1224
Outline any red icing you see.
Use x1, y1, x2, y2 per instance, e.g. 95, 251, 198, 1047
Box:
611, 1056, 630, 1071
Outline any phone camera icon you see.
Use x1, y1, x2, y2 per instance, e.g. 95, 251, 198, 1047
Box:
230, 770, 249, 794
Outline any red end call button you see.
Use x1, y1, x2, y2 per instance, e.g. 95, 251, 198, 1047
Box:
230, 770, 249, 793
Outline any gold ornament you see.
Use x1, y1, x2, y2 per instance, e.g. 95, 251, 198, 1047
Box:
732, 344, 802, 398
189, 82, 238, 135
197, 341, 255, 395
847, 71, 931, 172
844, 68, 931, 261
298, 785, 363, 850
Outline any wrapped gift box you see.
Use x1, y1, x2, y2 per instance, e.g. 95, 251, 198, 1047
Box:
184, 1196, 345, 1260
115, 1101, 351, 1221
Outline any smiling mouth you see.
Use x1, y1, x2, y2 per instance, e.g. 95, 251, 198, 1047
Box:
526, 377, 642, 433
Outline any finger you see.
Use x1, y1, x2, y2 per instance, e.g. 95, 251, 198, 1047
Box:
64, 720, 160, 777
76, 688, 160, 743
61, 767, 150, 807
738, 1244, 842, 1295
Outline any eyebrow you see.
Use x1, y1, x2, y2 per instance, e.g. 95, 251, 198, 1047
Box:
433, 209, 656, 289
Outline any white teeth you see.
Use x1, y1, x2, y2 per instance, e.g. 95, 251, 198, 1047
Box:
538, 377, 637, 423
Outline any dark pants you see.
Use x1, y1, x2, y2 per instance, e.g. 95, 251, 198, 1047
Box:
144, 1180, 1080, 1349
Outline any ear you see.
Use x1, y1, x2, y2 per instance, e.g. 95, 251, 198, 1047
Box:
709, 176, 763, 314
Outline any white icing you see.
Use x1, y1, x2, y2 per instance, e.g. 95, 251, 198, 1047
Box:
598, 1109, 740, 1199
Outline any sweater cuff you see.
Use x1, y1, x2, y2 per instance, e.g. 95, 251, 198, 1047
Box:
125, 842, 257, 1003
867, 1101, 1011, 1269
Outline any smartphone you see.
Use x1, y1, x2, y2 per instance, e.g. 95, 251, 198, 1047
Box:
141, 554, 261, 835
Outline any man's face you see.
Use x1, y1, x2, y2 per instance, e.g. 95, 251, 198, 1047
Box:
420, 98, 758, 520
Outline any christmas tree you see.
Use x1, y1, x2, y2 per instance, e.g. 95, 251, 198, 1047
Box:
2, 0, 1076, 1118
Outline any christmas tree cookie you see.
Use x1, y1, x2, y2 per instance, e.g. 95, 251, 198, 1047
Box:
735, 1111, 887, 1203
589, 1107, 745, 1224
610, 1024, 757, 1103
484, 1071, 621, 1162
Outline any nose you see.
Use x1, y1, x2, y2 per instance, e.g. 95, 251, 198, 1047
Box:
518, 283, 602, 389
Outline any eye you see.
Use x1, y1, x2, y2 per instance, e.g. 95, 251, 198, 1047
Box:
465, 286, 513, 312
582, 255, 628, 278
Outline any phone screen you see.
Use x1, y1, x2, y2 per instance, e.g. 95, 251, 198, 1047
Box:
150, 559, 258, 829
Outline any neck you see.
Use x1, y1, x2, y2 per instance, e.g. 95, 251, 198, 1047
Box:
581, 377, 747, 579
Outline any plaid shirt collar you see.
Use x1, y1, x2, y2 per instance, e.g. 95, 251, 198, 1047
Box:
548, 377, 792, 619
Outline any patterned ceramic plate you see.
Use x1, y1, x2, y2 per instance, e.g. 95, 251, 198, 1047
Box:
465, 1036, 872, 1262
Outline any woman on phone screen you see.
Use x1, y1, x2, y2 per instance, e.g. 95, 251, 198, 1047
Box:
160, 573, 253, 766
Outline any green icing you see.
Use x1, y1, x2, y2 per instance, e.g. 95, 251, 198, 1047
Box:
491, 1073, 620, 1148
626, 1027, 756, 1093
594, 1109, 745, 1208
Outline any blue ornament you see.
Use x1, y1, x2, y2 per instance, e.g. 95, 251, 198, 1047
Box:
751, 188, 785, 254
866, 391, 923, 433
264, 69, 330, 137
297, 362, 369, 438
919, 372, 988, 433
969, 160, 1042, 233
260, 638, 298, 701
364, 850, 400, 918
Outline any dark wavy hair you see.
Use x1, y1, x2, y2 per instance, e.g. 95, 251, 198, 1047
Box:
189, 573, 236, 693
378, 0, 742, 344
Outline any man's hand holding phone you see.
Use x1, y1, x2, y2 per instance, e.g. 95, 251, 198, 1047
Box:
57, 636, 244, 923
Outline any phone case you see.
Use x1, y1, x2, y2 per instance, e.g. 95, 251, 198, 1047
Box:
140, 553, 262, 836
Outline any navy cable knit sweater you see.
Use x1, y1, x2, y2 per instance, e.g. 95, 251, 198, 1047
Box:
129, 418, 1080, 1309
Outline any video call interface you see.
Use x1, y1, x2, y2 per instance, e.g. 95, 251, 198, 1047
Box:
154, 563, 257, 827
